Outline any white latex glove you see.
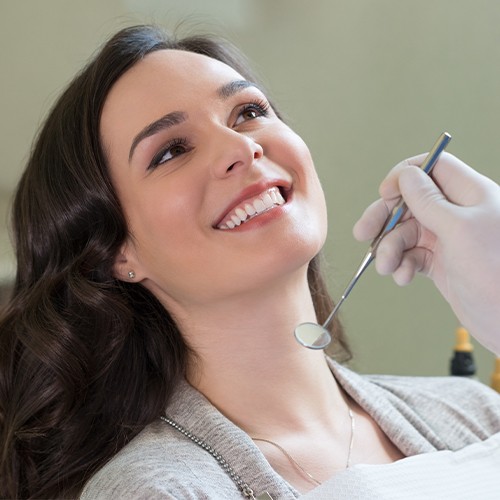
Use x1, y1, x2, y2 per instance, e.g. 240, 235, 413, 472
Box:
353, 152, 500, 355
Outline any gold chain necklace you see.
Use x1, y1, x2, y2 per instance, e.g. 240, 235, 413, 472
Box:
252, 407, 355, 487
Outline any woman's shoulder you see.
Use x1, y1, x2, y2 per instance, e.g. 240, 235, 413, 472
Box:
334, 358, 500, 419
366, 371, 500, 412
369, 372, 500, 444
79, 420, 240, 499
330, 360, 500, 452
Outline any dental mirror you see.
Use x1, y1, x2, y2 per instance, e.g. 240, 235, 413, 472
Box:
294, 322, 333, 350
294, 132, 452, 350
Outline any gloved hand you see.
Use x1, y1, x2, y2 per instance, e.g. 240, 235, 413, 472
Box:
353, 152, 500, 355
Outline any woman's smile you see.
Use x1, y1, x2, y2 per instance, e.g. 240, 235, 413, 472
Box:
215, 184, 289, 230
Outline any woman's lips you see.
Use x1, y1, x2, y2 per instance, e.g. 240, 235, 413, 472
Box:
216, 186, 286, 230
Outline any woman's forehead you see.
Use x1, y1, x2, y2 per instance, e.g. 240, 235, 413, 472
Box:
109, 49, 245, 102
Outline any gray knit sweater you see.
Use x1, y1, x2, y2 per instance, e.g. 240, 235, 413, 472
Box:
80, 360, 500, 499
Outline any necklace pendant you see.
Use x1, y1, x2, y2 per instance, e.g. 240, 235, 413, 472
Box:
256, 493, 274, 500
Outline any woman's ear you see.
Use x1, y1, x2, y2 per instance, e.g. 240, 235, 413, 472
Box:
113, 240, 142, 282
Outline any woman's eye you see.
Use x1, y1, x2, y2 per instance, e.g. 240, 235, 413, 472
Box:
149, 139, 190, 170
234, 100, 270, 126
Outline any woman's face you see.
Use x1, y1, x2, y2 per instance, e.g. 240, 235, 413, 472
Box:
100, 49, 327, 310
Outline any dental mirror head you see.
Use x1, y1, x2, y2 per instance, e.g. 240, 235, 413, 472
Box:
294, 322, 331, 350
295, 295, 344, 349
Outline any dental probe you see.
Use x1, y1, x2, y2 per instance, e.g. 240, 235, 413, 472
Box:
294, 132, 452, 349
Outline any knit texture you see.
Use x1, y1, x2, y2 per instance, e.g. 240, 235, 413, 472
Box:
80, 360, 500, 499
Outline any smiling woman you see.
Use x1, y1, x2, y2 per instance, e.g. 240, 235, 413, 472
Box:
1, 23, 500, 500
0, 25, 347, 499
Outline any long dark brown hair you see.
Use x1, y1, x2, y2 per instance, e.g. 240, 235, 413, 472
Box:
0, 24, 349, 498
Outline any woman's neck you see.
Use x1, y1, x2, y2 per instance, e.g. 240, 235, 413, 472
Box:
175, 269, 348, 438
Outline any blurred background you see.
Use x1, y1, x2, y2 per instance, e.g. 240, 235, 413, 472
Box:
1, 0, 499, 382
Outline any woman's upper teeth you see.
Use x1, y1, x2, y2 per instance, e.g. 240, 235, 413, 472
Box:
218, 187, 285, 229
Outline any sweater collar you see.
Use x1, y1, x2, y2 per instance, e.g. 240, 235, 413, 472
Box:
164, 358, 442, 498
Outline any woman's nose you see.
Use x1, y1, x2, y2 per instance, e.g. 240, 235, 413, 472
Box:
209, 129, 263, 179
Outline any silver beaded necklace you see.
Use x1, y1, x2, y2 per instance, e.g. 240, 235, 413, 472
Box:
160, 415, 273, 499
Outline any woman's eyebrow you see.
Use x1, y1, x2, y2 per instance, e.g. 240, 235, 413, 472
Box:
217, 80, 260, 99
129, 111, 187, 162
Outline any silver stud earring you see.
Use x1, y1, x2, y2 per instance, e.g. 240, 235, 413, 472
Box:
128, 271, 136, 279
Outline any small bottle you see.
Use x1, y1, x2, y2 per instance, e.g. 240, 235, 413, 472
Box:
491, 358, 500, 392
450, 327, 476, 377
